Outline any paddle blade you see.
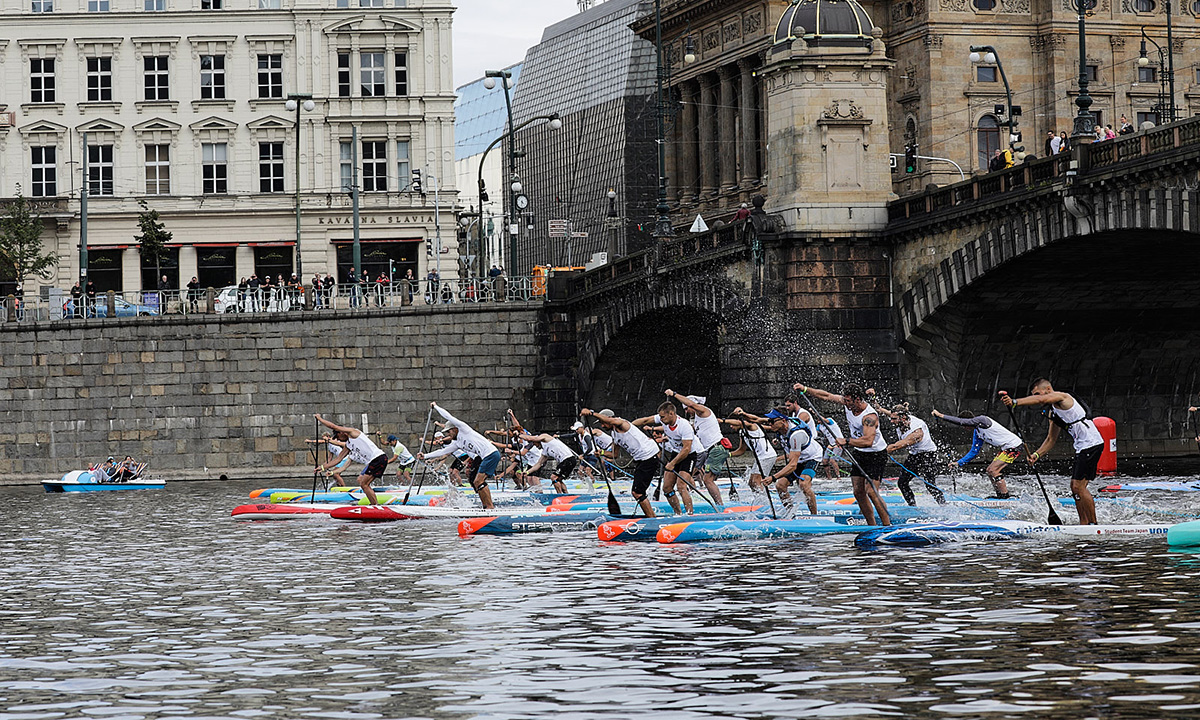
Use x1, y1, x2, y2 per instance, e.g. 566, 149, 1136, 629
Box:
1048, 508, 1063, 525
606, 488, 621, 516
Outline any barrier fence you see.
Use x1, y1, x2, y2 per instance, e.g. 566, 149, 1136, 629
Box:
0, 277, 540, 324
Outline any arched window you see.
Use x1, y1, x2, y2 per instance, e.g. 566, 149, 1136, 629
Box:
1133, 0, 1155, 11
977, 115, 1000, 170
973, 0, 996, 10
905, 117, 917, 143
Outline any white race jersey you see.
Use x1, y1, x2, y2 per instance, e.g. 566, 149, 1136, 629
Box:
691, 412, 723, 453
613, 423, 660, 462
1053, 398, 1104, 453
521, 443, 542, 468
424, 405, 501, 461
846, 404, 887, 453
346, 433, 385, 465
899, 415, 938, 454
977, 417, 1022, 451
543, 437, 574, 463
654, 414, 700, 455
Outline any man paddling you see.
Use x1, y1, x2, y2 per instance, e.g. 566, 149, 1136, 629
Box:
517, 431, 579, 494
665, 390, 726, 508
384, 434, 417, 485
581, 408, 659, 517
792, 382, 891, 526
881, 403, 946, 506
786, 392, 846, 481
931, 409, 1022, 498
732, 407, 820, 515
1002, 379, 1104, 524
419, 403, 502, 509
633, 401, 702, 514
314, 414, 388, 505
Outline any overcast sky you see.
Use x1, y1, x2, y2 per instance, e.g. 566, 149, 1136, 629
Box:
452, 0, 579, 89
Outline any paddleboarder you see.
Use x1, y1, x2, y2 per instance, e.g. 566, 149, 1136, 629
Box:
665, 390, 726, 508
314, 414, 388, 505
306, 434, 352, 486
720, 415, 779, 496
582, 408, 660, 517
731, 408, 820, 515
633, 401, 701, 514
791, 382, 891, 526
385, 434, 417, 484
1002, 379, 1105, 524
881, 403, 946, 505
418, 403, 502, 509
931, 409, 1022, 498
786, 392, 846, 481
517, 431, 579, 494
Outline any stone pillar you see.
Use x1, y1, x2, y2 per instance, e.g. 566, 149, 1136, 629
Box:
698, 73, 718, 197
718, 65, 738, 194
679, 80, 699, 203
738, 57, 759, 189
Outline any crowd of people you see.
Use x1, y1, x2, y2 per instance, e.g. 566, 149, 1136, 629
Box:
313, 377, 1118, 527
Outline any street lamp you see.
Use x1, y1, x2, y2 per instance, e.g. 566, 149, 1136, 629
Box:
650, 0, 674, 238
484, 68, 522, 274
969, 46, 1020, 158
1069, 0, 1097, 144
605, 188, 619, 264
285, 93, 316, 286
1139, 20, 1176, 125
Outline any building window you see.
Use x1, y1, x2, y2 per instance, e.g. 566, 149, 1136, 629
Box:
145, 0, 165, 9
145, 145, 171, 195
973, 0, 996, 9
340, 141, 353, 191
1085, 64, 1099, 82
88, 0, 109, 10
87, 144, 114, 196
362, 141, 387, 191
977, 115, 1000, 170
339, 0, 384, 5
1134, 0, 1155, 10
202, 142, 228, 194
31, 146, 57, 198
201, 0, 222, 8
259, 142, 284, 193
32, 0, 52, 11
360, 52, 385, 97
1138, 66, 1157, 83
396, 140, 410, 189
1136, 111, 1159, 127
258, 0, 280, 6
86, 57, 112, 102
976, 66, 997, 82
257, 54, 283, 99
30, 58, 55, 103
200, 55, 225, 100
338, 53, 351, 97
144, 56, 169, 100
395, 52, 408, 96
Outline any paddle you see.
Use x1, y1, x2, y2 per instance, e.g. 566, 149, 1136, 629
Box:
738, 424, 776, 519
797, 392, 891, 525
1000, 391, 1063, 526
403, 406, 435, 505
310, 416, 320, 503
582, 414, 622, 516
885, 454, 1008, 519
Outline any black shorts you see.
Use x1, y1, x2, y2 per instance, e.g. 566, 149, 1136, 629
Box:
666, 452, 696, 476
850, 449, 887, 482
1072, 444, 1103, 482
553, 456, 578, 480
362, 454, 389, 479
906, 452, 940, 482
631, 456, 660, 496
451, 456, 466, 471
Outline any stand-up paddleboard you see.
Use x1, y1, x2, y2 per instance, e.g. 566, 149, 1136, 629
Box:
459, 511, 630, 536
1168, 520, 1200, 547
656, 516, 872, 543
330, 504, 551, 522
855, 520, 1172, 547
231, 503, 345, 519
1101, 481, 1200, 493
596, 512, 761, 542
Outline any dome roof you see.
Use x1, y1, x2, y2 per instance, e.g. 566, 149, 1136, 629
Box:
773, 0, 876, 49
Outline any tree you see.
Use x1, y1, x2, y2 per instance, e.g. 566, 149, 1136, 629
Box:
135, 200, 172, 289
0, 186, 58, 292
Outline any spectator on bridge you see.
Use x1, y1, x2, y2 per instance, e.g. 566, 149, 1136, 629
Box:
247, 274, 260, 311
1044, 131, 1056, 157
425, 269, 439, 305
735, 203, 751, 221
85, 280, 96, 317
403, 269, 415, 303
375, 272, 389, 306
70, 281, 83, 318
237, 277, 248, 312
1104, 124, 1117, 140
1119, 115, 1135, 135
186, 276, 200, 313
988, 149, 1005, 172
289, 273, 302, 309
1059, 131, 1070, 154
1050, 132, 1064, 155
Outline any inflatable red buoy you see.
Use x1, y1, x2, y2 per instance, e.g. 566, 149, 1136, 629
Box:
1094, 416, 1117, 476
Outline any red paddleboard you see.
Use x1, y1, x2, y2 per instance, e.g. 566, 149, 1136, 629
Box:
231, 503, 337, 519
330, 506, 427, 522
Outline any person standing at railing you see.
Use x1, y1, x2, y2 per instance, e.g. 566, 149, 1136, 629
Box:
425, 269, 439, 305
186, 276, 200, 313
375, 272, 388, 307
237, 277, 248, 312
85, 280, 96, 318
322, 273, 335, 309
403, 269, 415, 304
247, 274, 260, 311
69, 281, 83, 318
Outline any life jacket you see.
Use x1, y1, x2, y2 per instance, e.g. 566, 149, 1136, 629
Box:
1041, 394, 1091, 430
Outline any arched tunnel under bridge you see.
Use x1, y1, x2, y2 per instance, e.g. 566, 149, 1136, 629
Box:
901, 229, 1200, 457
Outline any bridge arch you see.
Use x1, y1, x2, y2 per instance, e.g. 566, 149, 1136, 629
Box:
900, 228, 1200, 452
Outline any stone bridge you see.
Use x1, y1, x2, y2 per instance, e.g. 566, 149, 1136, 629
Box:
546, 117, 1200, 457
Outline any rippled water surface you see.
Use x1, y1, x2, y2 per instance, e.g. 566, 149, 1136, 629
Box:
4, 478, 1200, 719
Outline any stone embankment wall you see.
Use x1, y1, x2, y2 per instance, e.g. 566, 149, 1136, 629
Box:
0, 305, 542, 483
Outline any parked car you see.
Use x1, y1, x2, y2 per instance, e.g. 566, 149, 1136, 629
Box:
63, 296, 159, 318
214, 285, 294, 313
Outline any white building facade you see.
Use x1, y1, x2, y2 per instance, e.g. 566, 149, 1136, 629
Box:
0, 0, 458, 294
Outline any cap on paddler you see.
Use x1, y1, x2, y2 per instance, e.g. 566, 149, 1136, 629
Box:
570, 421, 583, 430
763, 409, 788, 420
686, 395, 706, 405
599, 409, 614, 417
387, 434, 398, 443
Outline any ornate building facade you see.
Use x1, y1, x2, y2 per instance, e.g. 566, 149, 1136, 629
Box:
0, 0, 457, 295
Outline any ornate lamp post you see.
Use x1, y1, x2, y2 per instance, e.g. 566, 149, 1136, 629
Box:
1138, 19, 1176, 124
1069, 0, 1096, 144
285, 93, 315, 282
969, 46, 1019, 155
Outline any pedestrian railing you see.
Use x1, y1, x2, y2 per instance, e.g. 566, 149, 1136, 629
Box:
0, 277, 540, 324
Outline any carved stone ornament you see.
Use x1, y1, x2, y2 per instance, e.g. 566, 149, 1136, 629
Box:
940, 0, 966, 11
1110, 35, 1125, 50
704, 30, 720, 50
723, 20, 740, 44
1001, 0, 1030, 12
822, 99, 864, 120
923, 34, 944, 49
743, 12, 762, 34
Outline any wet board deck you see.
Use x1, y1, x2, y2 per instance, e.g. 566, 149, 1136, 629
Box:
854, 520, 1172, 547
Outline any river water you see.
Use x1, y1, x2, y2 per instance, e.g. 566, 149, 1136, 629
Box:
4, 477, 1200, 719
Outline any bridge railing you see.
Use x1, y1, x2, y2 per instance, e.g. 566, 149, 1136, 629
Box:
566, 221, 751, 298
888, 114, 1200, 223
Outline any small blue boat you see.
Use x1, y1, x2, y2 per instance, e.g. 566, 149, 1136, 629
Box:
43, 467, 165, 493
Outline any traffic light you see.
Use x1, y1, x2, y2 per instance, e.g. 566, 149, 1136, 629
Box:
478, 179, 488, 203
904, 144, 917, 174
411, 169, 423, 194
